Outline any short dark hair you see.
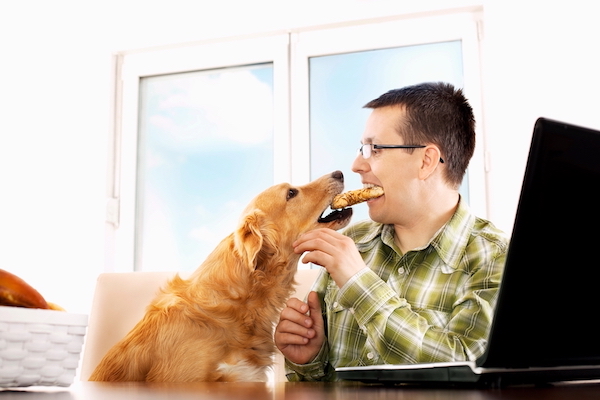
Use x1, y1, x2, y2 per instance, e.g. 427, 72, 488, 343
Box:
364, 82, 476, 188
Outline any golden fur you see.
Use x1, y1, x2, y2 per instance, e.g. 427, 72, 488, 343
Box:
89, 171, 352, 382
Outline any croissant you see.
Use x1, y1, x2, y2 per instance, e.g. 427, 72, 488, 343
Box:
0, 269, 64, 311
331, 186, 384, 209
0, 268, 49, 309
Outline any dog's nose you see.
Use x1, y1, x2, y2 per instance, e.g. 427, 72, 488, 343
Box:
332, 170, 344, 182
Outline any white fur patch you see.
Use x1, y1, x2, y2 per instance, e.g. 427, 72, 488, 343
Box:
217, 360, 269, 382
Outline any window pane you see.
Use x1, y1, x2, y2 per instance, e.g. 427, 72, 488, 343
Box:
309, 41, 466, 223
137, 64, 274, 271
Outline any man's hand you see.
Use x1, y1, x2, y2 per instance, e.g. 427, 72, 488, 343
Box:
293, 228, 366, 288
274, 291, 325, 365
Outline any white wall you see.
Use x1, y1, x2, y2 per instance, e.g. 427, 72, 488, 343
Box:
482, 1, 600, 234
0, 0, 598, 314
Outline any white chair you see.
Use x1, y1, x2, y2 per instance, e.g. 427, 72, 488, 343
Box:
80, 268, 320, 382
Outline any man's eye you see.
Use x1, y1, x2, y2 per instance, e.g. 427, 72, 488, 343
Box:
287, 188, 299, 200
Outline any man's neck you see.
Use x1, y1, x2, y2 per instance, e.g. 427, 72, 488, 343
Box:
393, 192, 460, 254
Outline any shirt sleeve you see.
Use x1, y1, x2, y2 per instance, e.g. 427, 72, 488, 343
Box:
284, 339, 334, 381
337, 250, 506, 364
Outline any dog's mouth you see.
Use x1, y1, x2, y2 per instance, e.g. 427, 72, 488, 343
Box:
318, 206, 353, 223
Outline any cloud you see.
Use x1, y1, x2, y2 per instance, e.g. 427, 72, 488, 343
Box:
144, 66, 273, 153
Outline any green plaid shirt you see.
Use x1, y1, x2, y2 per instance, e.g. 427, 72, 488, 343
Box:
285, 198, 508, 381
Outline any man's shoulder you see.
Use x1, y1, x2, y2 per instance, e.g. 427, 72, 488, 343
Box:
453, 198, 509, 252
470, 216, 510, 253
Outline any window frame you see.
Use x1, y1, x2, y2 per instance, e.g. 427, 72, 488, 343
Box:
109, 34, 290, 272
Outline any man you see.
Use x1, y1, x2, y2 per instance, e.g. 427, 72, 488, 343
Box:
274, 82, 508, 381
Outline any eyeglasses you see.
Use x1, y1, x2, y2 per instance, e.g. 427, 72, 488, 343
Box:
358, 143, 445, 163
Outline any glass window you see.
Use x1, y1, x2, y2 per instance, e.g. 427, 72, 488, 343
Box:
135, 64, 274, 271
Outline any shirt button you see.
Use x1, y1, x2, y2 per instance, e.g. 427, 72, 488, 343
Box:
333, 302, 339, 308
349, 308, 355, 314
398, 267, 405, 275
367, 352, 374, 360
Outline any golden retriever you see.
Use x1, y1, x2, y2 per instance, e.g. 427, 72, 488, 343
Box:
89, 171, 352, 382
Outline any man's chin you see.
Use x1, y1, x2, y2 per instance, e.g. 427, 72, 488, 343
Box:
366, 208, 380, 223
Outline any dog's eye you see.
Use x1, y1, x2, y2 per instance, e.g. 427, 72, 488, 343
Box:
286, 188, 298, 201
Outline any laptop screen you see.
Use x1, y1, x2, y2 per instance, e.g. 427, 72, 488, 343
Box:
483, 118, 600, 368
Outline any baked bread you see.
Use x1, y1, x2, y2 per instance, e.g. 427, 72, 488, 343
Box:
331, 186, 384, 209
0, 268, 50, 309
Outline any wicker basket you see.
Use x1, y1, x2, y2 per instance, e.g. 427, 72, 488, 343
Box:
0, 305, 88, 387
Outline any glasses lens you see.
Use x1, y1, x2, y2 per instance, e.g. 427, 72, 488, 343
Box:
359, 144, 371, 159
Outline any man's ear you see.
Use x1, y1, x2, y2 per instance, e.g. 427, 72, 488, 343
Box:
233, 210, 265, 270
419, 145, 443, 180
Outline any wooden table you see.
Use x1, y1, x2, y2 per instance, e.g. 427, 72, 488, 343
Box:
2, 381, 600, 399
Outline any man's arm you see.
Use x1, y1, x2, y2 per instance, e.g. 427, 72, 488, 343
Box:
337, 251, 506, 364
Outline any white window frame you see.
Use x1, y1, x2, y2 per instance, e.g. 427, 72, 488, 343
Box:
106, 11, 486, 272
108, 34, 290, 272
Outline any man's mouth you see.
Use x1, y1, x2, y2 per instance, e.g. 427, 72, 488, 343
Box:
318, 206, 353, 223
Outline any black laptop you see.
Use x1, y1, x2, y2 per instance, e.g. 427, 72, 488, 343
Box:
336, 117, 600, 387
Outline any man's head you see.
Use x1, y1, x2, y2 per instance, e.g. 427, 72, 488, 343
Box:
363, 82, 475, 189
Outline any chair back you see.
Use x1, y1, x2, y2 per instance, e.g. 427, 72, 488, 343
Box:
80, 269, 320, 382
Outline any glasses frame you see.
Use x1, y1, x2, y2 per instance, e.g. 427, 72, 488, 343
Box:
358, 143, 445, 163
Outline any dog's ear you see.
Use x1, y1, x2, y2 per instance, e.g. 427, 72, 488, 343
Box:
233, 210, 265, 270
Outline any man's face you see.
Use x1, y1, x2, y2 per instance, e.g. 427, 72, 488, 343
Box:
351, 106, 423, 225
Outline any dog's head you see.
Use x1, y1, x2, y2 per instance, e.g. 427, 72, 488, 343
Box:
233, 171, 352, 270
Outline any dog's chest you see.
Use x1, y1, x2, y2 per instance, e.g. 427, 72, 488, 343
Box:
217, 360, 268, 382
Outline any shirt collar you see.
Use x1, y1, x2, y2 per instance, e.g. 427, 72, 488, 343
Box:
428, 196, 474, 270
353, 196, 474, 271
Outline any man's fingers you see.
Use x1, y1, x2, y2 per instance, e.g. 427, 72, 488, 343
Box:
307, 291, 322, 316
275, 292, 325, 365
280, 302, 313, 329
275, 329, 315, 345
286, 297, 309, 314
276, 318, 315, 338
